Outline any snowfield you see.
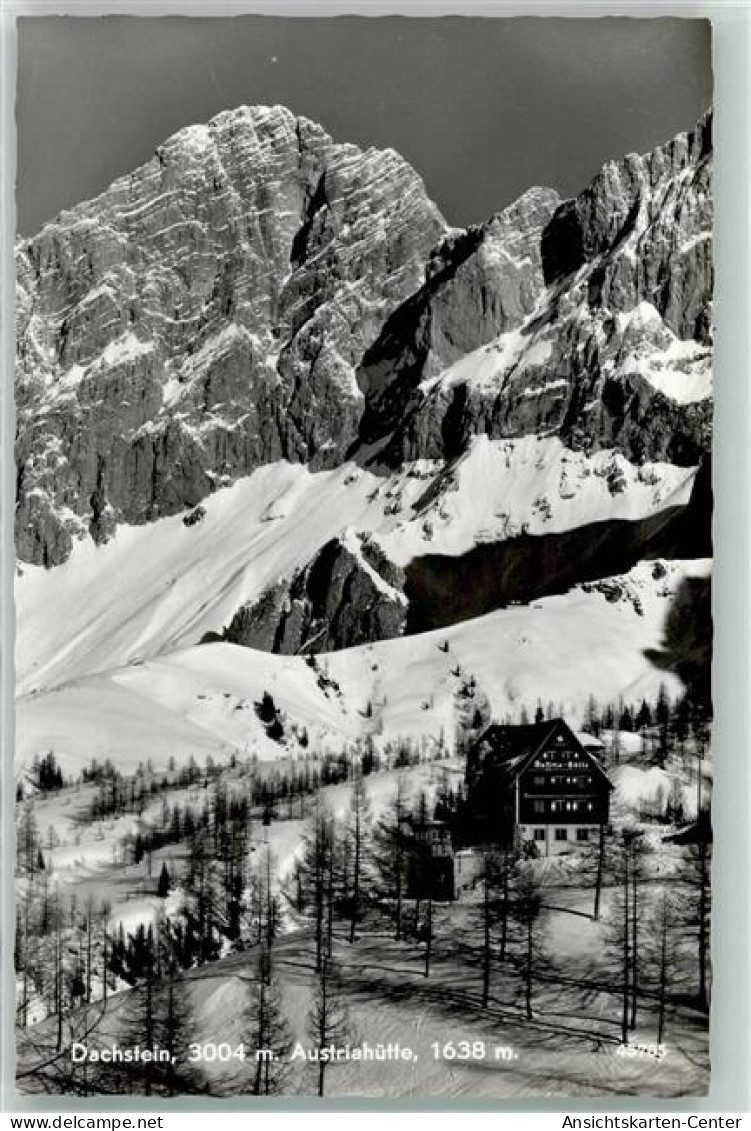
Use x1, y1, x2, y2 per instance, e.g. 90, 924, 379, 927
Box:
17, 554, 710, 775
613, 302, 712, 405
16, 447, 696, 699
25, 760, 443, 949
17, 745, 712, 1100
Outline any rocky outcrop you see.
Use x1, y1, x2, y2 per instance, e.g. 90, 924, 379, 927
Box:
15, 105, 446, 564
541, 111, 713, 342
354, 187, 560, 451
218, 530, 407, 654
364, 112, 713, 470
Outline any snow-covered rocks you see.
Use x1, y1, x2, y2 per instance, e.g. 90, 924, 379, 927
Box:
16, 107, 712, 568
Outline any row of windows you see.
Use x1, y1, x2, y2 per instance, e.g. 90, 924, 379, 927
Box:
531, 774, 593, 787
533, 827, 591, 843
420, 829, 449, 843
531, 799, 595, 813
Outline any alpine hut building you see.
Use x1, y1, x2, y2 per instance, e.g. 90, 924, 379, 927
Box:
465, 718, 613, 855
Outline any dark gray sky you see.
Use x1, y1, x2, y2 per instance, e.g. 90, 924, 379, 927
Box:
16, 15, 712, 236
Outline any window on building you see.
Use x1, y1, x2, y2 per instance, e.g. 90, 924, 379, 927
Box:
533, 775, 545, 786
534, 828, 545, 841
555, 828, 568, 841
576, 828, 590, 842
533, 800, 545, 814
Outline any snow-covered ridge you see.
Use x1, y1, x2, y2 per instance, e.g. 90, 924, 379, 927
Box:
16, 556, 711, 774
612, 302, 712, 404
16, 444, 697, 697
419, 298, 711, 409
340, 527, 407, 605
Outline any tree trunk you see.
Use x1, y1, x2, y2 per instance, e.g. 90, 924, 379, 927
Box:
499, 857, 509, 961
621, 857, 630, 1046
395, 862, 403, 942
253, 982, 266, 1095
102, 918, 109, 1005
326, 857, 335, 961
630, 860, 639, 1030
657, 905, 668, 1045
349, 812, 360, 945
20, 900, 30, 1027
525, 916, 533, 1020
265, 850, 275, 956
86, 909, 93, 1004
593, 824, 605, 921
481, 877, 491, 1007
315, 874, 324, 972
424, 897, 432, 979
698, 842, 709, 1009
55, 922, 64, 1053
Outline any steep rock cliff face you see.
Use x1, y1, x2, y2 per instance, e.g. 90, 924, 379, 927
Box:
369, 112, 712, 469
541, 111, 712, 341
15, 105, 446, 563
355, 186, 561, 451
217, 530, 407, 653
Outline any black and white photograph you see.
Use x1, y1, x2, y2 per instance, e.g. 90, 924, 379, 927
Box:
12, 14, 714, 1100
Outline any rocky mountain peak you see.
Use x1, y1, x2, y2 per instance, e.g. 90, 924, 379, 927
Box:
15, 104, 447, 564
541, 110, 712, 341
373, 111, 712, 469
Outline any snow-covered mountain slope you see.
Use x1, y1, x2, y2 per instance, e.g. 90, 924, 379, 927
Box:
17, 557, 710, 774
16, 445, 697, 695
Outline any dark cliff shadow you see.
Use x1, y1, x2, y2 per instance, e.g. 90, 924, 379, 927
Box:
643, 455, 713, 714
403, 456, 712, 636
